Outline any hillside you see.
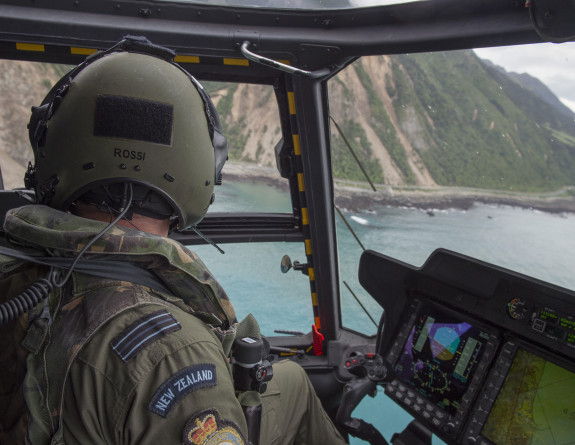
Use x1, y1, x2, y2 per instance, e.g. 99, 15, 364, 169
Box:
207, 50, 575, 193
329, 51, 575, 192
0, 60, 66, 189
1, 50, 574, 195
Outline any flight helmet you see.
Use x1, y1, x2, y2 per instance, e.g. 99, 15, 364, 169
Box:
26, 36, 228, 229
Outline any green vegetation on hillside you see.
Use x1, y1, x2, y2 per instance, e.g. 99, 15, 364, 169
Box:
331, 119, 384, 183
354, 63, 416, 184
205, 52, 575, 193
49, 63, 74, 78
205, 82, 250, 160
389, 51, 575, 191
202, 81, 230, 95
544, 124, 575, 146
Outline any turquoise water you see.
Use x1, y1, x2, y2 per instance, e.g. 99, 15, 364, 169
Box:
198, 180, 575, 334
193, 179, 575, 444
337, 202, 575, 335
340, 203, 575, 290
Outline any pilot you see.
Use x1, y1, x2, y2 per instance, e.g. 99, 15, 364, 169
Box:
1, 37, 346, 444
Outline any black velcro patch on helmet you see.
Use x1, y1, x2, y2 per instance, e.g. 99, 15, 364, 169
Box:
94, 95, 173, 145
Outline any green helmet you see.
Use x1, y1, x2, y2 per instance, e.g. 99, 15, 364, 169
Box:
27, 37, 228, 229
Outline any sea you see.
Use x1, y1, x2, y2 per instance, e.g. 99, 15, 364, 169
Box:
192, 178, 575, 444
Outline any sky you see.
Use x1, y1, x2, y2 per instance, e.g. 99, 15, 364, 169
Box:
474, 42, 575, 113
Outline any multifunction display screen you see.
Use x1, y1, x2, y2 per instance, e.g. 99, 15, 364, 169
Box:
394, 304, 491, 416
481, 348, 575, 444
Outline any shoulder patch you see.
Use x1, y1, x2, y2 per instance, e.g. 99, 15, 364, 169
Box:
110, 309, 181, 362
182, 409, 246, 445
148, 364, 217, 417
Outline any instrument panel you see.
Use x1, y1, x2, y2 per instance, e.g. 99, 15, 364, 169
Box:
358, 248, 575, 445
386, 300, 499, 440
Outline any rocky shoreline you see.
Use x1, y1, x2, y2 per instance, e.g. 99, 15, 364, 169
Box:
334, 187, 575, 215
223, 162, 575, 215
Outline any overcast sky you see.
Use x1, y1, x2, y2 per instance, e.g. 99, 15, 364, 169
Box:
474, 42, 575, 113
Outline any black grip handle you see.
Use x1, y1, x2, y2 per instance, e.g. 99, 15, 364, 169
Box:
335, 378, 388, 445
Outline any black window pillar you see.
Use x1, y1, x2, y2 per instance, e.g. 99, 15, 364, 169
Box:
292, 74, 341, 342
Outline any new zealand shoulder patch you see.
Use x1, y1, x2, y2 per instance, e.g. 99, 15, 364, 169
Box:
182, 409, 247, 445
148, 364, 217, 417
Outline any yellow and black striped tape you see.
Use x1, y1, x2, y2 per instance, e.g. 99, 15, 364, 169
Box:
287, 89, 320, 330
14, 42, 291, 69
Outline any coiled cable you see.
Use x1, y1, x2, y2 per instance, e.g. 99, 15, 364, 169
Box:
0, 184, 134, 325
0, 269, 56, 324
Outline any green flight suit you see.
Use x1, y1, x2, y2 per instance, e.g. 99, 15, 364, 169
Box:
1, 205, 346, 445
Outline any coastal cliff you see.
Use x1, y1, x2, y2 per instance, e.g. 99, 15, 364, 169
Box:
0, 51, 574, 212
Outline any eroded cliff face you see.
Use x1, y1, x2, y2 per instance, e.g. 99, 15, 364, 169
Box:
329, 56, 406, 185
223, 83, 281, 167
0, 60, 62, 189
330, 56, 436, 187
211, 55, 436, 188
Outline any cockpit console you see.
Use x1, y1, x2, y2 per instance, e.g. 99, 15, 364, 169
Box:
358, 248, 575, 445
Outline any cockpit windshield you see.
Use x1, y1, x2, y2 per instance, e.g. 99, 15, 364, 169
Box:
329, 41, 575, 336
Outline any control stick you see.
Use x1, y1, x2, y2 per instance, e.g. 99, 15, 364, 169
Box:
336, 351, 395, 445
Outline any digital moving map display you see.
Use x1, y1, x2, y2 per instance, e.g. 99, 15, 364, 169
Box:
481, 348, 575, 445
392, 303, 493, 416
387, 301, 575, 443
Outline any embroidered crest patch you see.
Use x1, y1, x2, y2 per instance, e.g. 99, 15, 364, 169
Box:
148, 364, 217, 417
182, 409, 246, 445
110, 309, 181, 362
